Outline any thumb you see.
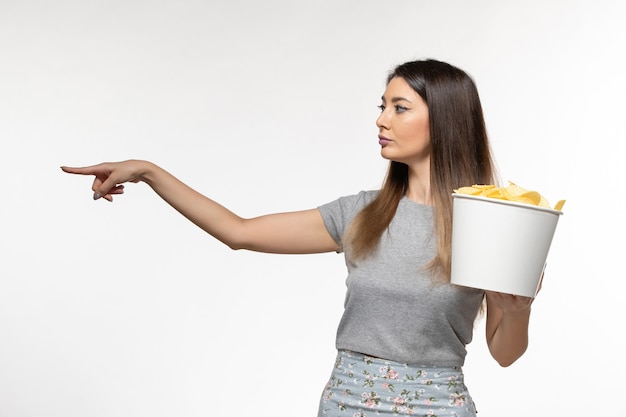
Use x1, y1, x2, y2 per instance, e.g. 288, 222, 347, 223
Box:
81, 164, 117, 200
93, 174, 122, 201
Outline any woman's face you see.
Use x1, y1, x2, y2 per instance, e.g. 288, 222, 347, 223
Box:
376, 76, 431, 166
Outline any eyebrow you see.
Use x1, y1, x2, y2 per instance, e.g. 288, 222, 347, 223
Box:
381, 96, 413, 104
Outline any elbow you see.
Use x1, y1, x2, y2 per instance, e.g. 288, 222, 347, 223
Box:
495, 358, 516, 368
209, 230, 248, 251
492, 347, 527, 368
224, 237, 258, 252
225, 240, 246, 251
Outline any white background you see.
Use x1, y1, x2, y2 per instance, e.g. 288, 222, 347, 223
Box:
1, 1, 624, 416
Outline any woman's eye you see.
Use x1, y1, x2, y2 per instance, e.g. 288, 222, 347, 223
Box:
377, 105, 385, 112
395, 105, 408, 113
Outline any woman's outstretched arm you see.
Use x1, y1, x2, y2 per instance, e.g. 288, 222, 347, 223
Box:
61, 160, 339, 254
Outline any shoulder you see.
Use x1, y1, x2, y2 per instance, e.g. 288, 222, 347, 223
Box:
319, 190, 379, 212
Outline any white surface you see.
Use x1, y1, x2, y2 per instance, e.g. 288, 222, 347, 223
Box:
1, 1, 624, 416
451, 194, 561, 297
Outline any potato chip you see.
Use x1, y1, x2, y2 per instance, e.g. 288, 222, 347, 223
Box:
454, 186, 483, 195
453, 181, 566, 211
519, 191, 542, 205
553, 200, 566, 211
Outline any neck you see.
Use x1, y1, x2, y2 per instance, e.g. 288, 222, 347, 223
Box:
405, 162, 431, 205
405, 189, 431, 205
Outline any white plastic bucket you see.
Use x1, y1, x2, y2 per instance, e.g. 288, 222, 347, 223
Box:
450, 193, 563, 297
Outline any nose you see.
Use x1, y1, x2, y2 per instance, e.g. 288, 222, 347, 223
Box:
376, 109, 389, 130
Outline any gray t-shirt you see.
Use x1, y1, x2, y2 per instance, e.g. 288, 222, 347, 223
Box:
319, 190, 484, 367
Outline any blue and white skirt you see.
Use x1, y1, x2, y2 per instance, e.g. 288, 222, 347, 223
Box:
317, 350, 477, 417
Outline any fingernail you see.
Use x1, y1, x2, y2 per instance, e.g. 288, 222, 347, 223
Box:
93, 192, 101, 200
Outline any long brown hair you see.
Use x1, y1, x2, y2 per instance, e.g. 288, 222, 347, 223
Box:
345, 59, 497, 280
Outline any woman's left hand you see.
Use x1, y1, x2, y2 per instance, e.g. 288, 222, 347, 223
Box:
485, 272, 542, 313
484, 291, 534, 314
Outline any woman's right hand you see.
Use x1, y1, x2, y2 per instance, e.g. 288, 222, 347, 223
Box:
61, 160, 150, 202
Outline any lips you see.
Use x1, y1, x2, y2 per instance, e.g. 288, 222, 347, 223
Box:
378, 135, 392, 146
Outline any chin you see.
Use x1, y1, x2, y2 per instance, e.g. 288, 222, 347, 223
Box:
380, 148, 395, 161
380, 149, 405, 164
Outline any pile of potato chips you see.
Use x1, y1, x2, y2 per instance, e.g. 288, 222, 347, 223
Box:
454, 181, 566, 211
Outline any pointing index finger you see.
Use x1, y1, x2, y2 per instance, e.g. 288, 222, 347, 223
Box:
60, 165, 102, 175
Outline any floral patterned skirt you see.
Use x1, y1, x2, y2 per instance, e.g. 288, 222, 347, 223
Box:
317, 350, 477, 417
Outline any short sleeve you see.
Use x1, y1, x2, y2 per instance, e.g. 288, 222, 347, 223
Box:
317, 190, 378, 253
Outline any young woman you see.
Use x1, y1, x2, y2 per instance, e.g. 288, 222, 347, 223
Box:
62, 59, 536, 417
